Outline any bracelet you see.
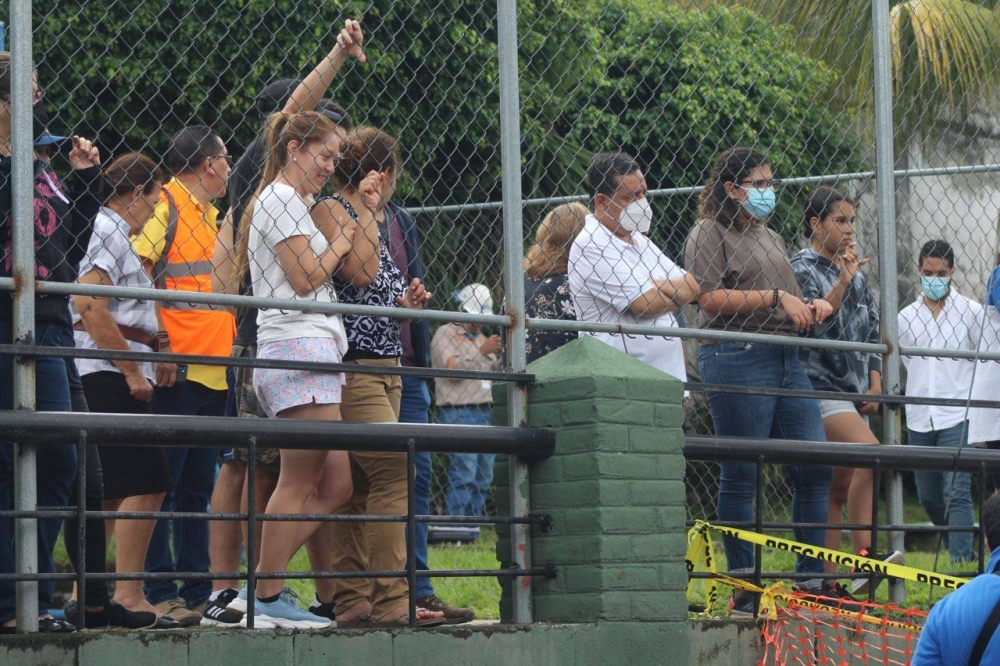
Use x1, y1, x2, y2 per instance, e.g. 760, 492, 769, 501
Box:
771, 288, 780, 310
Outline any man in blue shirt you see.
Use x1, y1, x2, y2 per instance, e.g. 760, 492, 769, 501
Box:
913, 493, 1000, 664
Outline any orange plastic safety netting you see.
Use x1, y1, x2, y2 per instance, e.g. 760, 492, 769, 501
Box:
760, 593, 926, 666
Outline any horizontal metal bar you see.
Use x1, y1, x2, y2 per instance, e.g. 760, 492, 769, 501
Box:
0, 510, 549, 526
902, 346, 1000, 362
0, 343, 529, 384
404, 164, 1000, 215
0, 411, 556, 460
685, 435, 1000, 473
691, 520, 978, 534
686, 381, 1000, 409
0, 278, 510, 327
526, 317, 886, 354
0, 567, 554, 582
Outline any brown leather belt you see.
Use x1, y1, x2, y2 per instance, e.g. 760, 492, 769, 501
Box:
73, 321, 158, 350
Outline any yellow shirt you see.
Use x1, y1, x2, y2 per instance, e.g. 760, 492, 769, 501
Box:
133, 179, 232, 391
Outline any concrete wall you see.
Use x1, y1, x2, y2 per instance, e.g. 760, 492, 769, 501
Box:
0, 621, 763, 666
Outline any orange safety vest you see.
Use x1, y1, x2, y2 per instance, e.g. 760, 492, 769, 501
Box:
153, 185, 234, 386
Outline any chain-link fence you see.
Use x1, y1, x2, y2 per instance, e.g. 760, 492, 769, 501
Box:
4, 0, 1000, 629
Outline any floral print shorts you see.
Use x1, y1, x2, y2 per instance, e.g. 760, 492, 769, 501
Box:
253, 337, 345, 418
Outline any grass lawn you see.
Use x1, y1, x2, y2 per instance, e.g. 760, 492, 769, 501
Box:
284, 528, 502, 620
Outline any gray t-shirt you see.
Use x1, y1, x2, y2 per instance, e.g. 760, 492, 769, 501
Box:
683, 217, 802, 335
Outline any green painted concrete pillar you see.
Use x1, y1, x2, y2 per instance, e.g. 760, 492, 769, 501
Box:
495, 336, 688, 627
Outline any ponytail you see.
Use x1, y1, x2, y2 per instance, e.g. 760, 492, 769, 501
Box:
234, 110, 336, 283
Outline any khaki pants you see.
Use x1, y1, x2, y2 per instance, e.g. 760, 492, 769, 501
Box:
329, 358, 407, 621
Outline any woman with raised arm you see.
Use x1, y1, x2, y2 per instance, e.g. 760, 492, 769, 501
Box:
0, 52, 103, 634
684, 146, 838, 615
234, 110, 356, 629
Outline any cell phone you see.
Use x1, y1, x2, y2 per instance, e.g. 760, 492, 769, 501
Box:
175, 364, 188, 384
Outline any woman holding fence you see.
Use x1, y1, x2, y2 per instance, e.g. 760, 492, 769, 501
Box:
308, 127, 449, 627
683, 146, 838, 615
791, 186, 903, 597
72, 152, 181, 627
0, 52, 103, 633
235, 110, 357, 629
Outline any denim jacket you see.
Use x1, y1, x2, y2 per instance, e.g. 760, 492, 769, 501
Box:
790, 249, 882, 394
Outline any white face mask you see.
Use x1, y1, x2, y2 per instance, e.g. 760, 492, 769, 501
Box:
617, 197, 652, 234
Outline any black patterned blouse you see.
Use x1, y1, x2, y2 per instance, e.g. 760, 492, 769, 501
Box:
316, 195, 407, 359
525, 273, 578, 363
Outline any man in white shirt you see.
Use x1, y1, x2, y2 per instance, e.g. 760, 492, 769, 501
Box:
898, 239, 982, 562
568, 151, 699, 382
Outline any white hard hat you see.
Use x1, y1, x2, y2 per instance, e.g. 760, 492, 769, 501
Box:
454, 283, 494, 316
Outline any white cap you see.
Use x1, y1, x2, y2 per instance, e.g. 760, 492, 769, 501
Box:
455, 283, 493, 316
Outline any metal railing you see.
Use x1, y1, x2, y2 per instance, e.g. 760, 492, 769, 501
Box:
5, 0, 1000, 631
0, 409, 556, 629
684, 433, 1000, 616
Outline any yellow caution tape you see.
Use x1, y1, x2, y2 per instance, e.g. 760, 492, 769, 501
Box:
685, 521, 942, 632
694, 520, 967, 590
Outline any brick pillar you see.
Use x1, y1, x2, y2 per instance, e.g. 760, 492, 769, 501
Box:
495, 335, 688, 623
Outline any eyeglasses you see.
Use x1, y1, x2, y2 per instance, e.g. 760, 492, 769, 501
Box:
737, 178, 781, 192
208, 154, 232, 167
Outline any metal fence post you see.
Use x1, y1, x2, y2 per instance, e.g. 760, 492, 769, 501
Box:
497, 0, 532, 624
871, 0, 906, 605
10, 0, 39, 633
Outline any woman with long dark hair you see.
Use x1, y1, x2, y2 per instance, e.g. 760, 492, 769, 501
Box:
684, 146, 837, 614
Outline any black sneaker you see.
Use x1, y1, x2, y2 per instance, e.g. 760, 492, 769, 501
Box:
795, 582, 864, 614
200, 589, 246, 628
850, 548, 904, 596
307, 595, 337, 622
729, 590, 757, 618
64, 600, 158, 630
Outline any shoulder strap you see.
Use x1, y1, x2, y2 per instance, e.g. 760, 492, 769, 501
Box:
968, 571, 1000, 666
152, 189, 180, 289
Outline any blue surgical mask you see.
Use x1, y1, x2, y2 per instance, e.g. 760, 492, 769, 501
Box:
742, 187, 777, 219
921, 276, 951, 301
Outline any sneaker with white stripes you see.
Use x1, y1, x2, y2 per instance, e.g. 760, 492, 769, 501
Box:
201, 589, 247, 628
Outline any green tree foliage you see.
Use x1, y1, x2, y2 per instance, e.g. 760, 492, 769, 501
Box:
30, 1, 861, 295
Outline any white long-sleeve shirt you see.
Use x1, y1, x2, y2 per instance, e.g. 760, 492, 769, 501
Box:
898, 292, 983, 433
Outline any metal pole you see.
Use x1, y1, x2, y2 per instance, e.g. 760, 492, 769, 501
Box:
872, 0, 904, 605
497, 0, 532, 624
10, 0, 38, 633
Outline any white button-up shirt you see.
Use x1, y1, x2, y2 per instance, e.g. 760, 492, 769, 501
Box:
568, 215, 687, 383
898, 291, 983, 433
72, 207, 159, 380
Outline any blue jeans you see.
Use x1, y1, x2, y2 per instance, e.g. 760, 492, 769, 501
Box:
0, 319, 78, 623
909, 422, 974, 561
439, 405, 495, 518
143, 381, 227, 607
400, 376, 434, 598
700, 341, 832, 582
